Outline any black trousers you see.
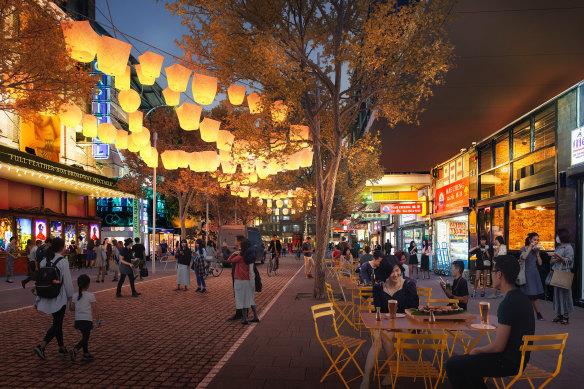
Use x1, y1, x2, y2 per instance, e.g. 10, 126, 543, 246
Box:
117, 273, 137, 295
446, 353, 521, 389
22, 261, 37, 286
74, 320, 93, 353
43, 305, 67, 347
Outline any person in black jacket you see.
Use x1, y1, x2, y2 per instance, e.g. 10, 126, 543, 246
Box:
132, 238, 146, 281
174, 240, 192, 291
268, 235, 282, 269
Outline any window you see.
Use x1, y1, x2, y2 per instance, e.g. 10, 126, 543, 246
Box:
513, 120, 531, 158
495, 133, 510, 166
282, 215, 290, 221
272, 216, 279, 223
480, 164, 509, 199
534, 106, 555, 150
282, 225, 289, 232
509, 199, 555, 250
479, 144, 493, 172
512, 148, 556, 182
292, 224, 300, 232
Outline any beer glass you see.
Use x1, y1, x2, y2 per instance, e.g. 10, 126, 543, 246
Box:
388, 300, 398, 319
479, 301, 490, 325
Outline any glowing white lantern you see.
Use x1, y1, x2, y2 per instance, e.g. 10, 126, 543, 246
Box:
249, 172, 258, 183
247, 92, 262, 114
82, 114, 97, 138
256, 160, 269, 179
221, 159, 237, 174
299, 148, 314, 167
200, 118, 220, 143
58, 103, 82, 127
135, 64, 156, 86
162, 88, 180, 106
271, 100, 288, 123
60, 21, 99, 63
118, 89, 141, 113
200, 151, 219, 172
241, 159, 255, 174
165, 63, 191, 92
133, 127, 151, 147
97, 123, 117, 144
115, 130, 128, 149
115, 66, 131, 91
227, 84, 246, 105
127, 133, 140, 152
175, 102, 202, 131
145, 148, 159, 168
192, 73, 217, 105
140, 145, 152, 160
138, 51, 164, 79
97, 36, 132, 77
216, 130, 235, 151
219, 150, 231, 162
161, 150, 178, 170
129, 111, 143, 132
188, 152, 203, 172
267, 199, 272, 208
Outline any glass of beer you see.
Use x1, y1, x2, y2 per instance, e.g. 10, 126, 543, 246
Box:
479, 302, 490, 325
388, 300, 398, 319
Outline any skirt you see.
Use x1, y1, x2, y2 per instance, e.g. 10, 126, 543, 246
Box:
109, 259, 119, 273
177, 263, 190, 286
420, 255, 430, 271
234, 279, 253, 309
553, 286, 574, 315
409, 254, 418, 265
95, 256, 106, 268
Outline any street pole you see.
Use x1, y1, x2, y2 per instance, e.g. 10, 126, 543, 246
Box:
151, 131, 158, 274
234, 198, 237, 224
205, 172, 209, 246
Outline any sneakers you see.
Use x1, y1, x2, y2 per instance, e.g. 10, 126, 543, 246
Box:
195, 288, 202, 293
536, 312, 544, 321
58, 347, 68, 356
69, 349, 77, 362
33, 345, 46, 360
201, 289, 207, 294
82, 353, 95, 362
96, 280, 100, 283
250, 318, 260, 323
131, 292, 141, 297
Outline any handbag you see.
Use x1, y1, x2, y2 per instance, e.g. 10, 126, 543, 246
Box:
483, 259, 491, 267
516, 259, 527, 286
550, 263, 574, 290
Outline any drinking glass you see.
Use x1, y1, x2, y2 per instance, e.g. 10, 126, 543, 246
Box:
388, 300, 398, 319
479, 301, 490, 325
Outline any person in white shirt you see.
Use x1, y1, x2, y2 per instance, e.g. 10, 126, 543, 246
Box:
490, 236, 507, 298
69, 274, 100, 362
22, 239, 42, 288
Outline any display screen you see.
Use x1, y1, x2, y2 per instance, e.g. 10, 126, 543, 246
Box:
65, 223, 76, 244
35, 220, 47, 241
78, 223, 87, 242
50, 221, 62, 239
17, 218, 32, 251
0, 217, 13, 251
90, 224, 100, 240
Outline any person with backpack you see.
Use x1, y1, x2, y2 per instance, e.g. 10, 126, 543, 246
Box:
116, 238, 140, 298
69, 274, 100, 362
33, 238, 74, 360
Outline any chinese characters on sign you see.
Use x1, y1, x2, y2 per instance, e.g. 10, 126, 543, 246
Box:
380, 203, 423, 214
571, 127, 584, 166
434, 177, 470, 215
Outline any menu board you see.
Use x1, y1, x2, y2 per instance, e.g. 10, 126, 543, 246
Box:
449, 222, 468, 237
17, 218, 31, 250
65, 223, 76, 244
35, 220, 47, 241
50, 221, 62, 239
0, 218, 13, 250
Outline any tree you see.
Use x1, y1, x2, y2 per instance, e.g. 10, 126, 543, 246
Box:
0, 0, 96, 118
169, 0, 454, 297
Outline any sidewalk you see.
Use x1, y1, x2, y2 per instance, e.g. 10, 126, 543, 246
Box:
205, 270, 582, 389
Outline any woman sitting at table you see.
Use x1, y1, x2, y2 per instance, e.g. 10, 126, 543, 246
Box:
360, 257, 419, 389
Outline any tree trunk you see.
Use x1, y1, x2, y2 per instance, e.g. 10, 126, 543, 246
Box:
178, 195, 186, 239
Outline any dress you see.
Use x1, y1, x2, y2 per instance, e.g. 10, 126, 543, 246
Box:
519, 247, 544, 298
552, 244, 574, 315
420, 247, 430, 271
94, 246, 106, 267
408, 248, 418, 265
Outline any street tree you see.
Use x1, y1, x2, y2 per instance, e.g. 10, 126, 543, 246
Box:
169, 0, 454, 297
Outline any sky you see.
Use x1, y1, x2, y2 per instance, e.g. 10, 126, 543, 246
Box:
96, 0, 584, 172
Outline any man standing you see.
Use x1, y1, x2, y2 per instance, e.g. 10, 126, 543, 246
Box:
268, 234, 282, 269
5, 236, 18, 283
446, 255, 535, 388
384, 239, 392, 255
22, 239, 42, 288
302, 236, 314, 278
133, 237, 146, 280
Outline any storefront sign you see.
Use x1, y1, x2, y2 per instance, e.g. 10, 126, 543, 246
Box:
571, 127, 584, 166
351, 212, 389, 221
435, 177, 470, 215
133, 198, 140, 239
381, 203, 423, 214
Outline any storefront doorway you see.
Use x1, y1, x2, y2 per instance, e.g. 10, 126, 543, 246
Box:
434, 215, 469, 275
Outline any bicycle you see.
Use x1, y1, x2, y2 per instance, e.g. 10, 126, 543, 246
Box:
267, 253, 279, 277
202, 258, 223, 279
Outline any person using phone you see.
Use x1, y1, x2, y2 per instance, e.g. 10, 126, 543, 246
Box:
550, 229, 574, 325
469, 236, 491, 298
519, 232, 544, 321
440, 260, 469, 310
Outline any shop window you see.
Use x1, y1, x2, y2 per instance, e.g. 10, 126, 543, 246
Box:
479, 164, 510, 199
534, 106, 556, 150
479, 144, 493, 173
292, 224, 300, 232
508, 199, 555, 251
491, 207, 505, 243
512, 148, 556, 183
495, 133, 510, 166
513, 120, 531, 159
282, 224, 289, 232
16, 218, 31, 251
0, 217, 14, 250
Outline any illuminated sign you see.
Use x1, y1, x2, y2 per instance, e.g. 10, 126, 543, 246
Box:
92, 143, 110, 160
435, 177, 470, 215
351, 212, 389, 221
571, 127, 584, 166
381, 203, 423, 214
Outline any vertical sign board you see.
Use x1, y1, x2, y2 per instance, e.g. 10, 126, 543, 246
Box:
571, 127, 584, 166
456, 157, 463, 180
449, 161, 456, 183
133, 198, 140, 240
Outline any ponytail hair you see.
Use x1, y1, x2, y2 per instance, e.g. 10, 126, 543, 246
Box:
47, 238, 65, 262
77, 274, 90, 300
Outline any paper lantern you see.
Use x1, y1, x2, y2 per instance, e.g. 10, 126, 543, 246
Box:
290, 125, 309, 142
192, 73, 217, 105
221, 159, 237, 174
299, 148, 313, 167
140, 144, 152, 160
267, 159, 280, 175
129, 111, 143, 132
97, 36, 132, 76
114, 66, 131, 91
135, 64, 156, 86
161, 150, 178, 170
127, 133, 140, 152
256, 161, 269, 179
200, 118, 220, 143
60, 21, 99, 63
249, 172, 258, 183
97, 123, 117, 144
138, 51, 164, 79
175, 102, 202, 131
82, 114, 97, 138
227, 84, 246, 105
285, 151, 301, 170
175, 150, 189, 168
271, 100, 288, 123
118, 89, 141, 113
165, 63, 191, 92
267, 199, 273, 208
247, 92, 262, 114
187, 152, 201, 171
58, 103, 82, 127
115, 130, 128, 149
216, 130, 235, 151
133, 127, 151, 147
271, 133, 286, 151
283, 208, 289, 215
162, 87, 180, 106
219, 150, 232, 162
145, 148, 159, 168
200, 151, 219, 172
241, 159, 255, 174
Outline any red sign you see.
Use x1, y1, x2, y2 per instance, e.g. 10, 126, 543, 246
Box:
381, 203, 423, 214
435, 177, 470, 215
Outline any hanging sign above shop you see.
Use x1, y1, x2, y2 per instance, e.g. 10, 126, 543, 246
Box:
571, 127, 584, 166
351, 212, 389, 221
380, 203, 423, 214
435, 177, 470, 215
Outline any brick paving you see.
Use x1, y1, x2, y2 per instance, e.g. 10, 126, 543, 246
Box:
0, 257, 303, 388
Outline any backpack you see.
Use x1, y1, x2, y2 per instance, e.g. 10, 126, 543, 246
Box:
35, 255, 64, 298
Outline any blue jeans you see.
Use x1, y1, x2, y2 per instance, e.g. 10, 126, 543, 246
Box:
194, 268, 206, 289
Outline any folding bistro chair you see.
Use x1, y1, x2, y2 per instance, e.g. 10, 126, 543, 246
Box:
491, 333, 568, 389
416, 287, 432, 306
311, 303, 365, 388
325, 282, 356, 330
387, 332, 448, 389
355, 288, 374, 337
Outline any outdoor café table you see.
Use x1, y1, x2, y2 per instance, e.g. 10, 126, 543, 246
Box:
360, 312, 496, 382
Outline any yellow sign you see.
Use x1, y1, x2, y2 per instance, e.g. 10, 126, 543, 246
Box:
20, 114, 61, 162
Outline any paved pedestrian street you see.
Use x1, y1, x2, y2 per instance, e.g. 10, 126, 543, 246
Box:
0, 258, 302, 388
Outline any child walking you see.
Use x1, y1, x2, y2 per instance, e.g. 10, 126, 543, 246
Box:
69, 274, 100, 362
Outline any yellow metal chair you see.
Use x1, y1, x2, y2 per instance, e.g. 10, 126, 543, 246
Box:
387, 332, 448, 389
417, 287, 432, 306
311, 303, 365, 388
493, 333, 569, 389
355, 288, 374, 336
325, 282, 355, 330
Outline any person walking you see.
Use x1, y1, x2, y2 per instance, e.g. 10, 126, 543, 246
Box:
69, 274, 100, 362
420, 239, 431, 280
33, 238, 74, 360
268, 234, 282, 269
302, 236, 315, 278
175, 239, 191, 291
116, 238, 140, 298
408, 241, 419, 280
193, 239, 207, 293
469, 236, 491, 298
550, 229, 574, 325
519, 232, 545, 321
384, 239, 392, 255
5, 236, 18, 283
132, 237, 146, 281
22, 239, 41, 288
110, 239, 120, 282
85, 239, 95, 268
94, 240, 107, 283
228, 238, 254, 325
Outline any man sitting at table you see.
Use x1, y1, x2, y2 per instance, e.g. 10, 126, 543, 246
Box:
445, 255, 535, 389
359, 250, 383, 285
440, 260, 469, 310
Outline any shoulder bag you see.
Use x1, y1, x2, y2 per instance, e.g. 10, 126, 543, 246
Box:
550, 262, 574, 290
516, 258, 527, 286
